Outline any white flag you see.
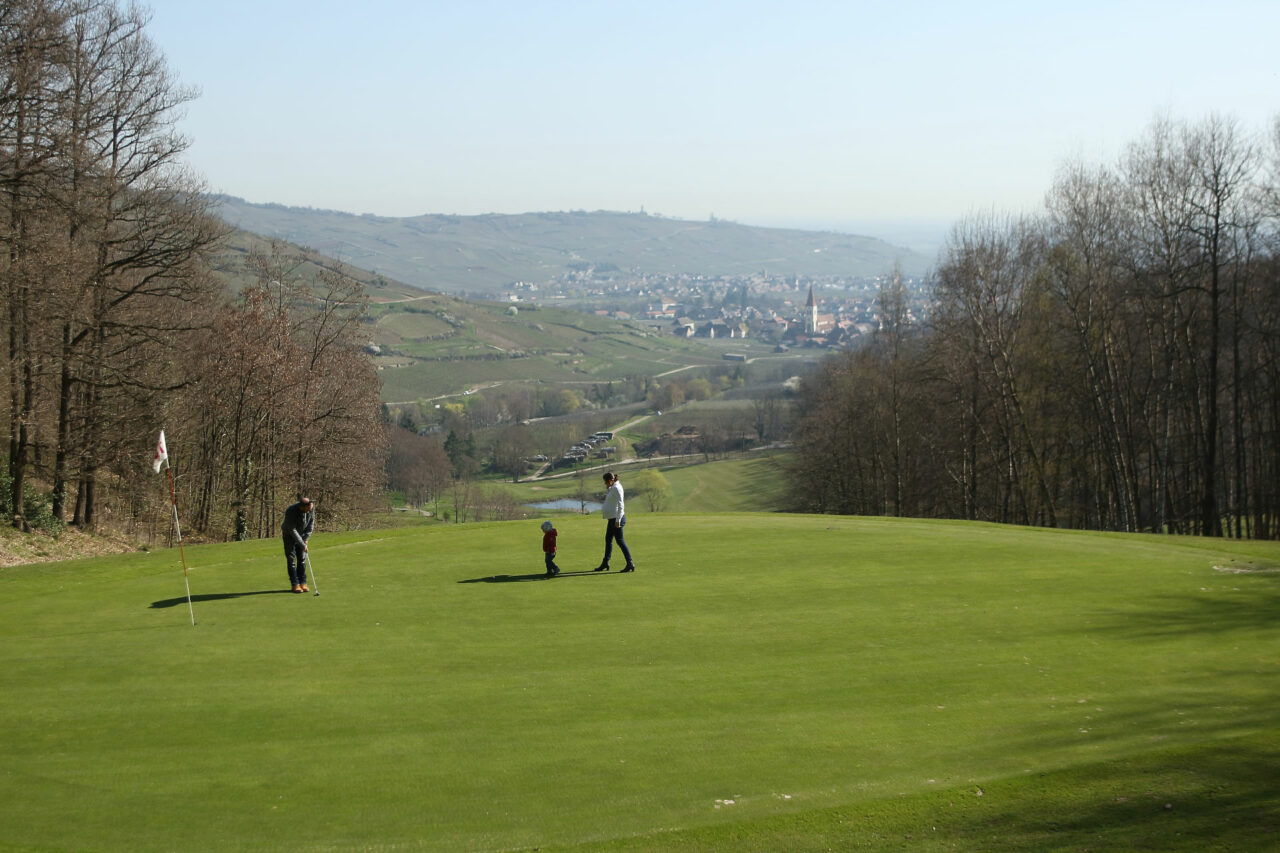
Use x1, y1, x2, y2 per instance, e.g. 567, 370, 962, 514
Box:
152, 430, 168, 473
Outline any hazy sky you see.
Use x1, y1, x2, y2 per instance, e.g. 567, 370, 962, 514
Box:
148, 1, 1278, 240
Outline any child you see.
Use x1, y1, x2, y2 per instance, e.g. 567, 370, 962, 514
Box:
541, 520, 560, 577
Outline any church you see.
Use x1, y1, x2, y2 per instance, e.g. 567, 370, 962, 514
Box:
803, 284, 835, 335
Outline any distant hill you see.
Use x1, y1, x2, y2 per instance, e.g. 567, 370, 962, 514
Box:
200, 225, 791, 403
212, 197, 932, 295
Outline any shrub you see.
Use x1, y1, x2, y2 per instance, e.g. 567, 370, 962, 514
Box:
0, 466, 66, 537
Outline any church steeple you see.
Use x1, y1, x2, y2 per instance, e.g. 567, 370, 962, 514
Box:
805, 284, 818, 334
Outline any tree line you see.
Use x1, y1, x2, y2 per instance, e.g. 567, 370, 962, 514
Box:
1, 1, 383, 539
789, 115, 1280, 539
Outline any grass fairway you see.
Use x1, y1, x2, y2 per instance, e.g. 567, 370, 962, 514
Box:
1, 516, 1277, 851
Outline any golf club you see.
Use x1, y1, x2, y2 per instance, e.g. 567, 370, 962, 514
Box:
305, 550, 320, 596
292, 525, 320, 596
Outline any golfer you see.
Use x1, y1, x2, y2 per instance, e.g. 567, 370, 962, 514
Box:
281, 496, 315, 593
593, 472, 635, 573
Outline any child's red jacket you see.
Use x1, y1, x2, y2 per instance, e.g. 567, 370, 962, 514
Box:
542, 528, 557, 553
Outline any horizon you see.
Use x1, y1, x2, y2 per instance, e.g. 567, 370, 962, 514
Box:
216, 193, 954, 256
150, 1, 1278, 239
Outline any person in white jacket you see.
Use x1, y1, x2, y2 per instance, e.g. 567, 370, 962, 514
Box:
593, 471, 635, 573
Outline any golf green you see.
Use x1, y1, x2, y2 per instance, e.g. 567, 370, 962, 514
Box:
1, 515, 1276, 851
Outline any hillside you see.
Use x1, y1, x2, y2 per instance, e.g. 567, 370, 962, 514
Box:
213, 197, 932, 295
208, 227, 426, 303
199, 227, 811, 404
369, 294, 810, 402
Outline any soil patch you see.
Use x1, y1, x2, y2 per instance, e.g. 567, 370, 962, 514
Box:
0, 527, 138, 568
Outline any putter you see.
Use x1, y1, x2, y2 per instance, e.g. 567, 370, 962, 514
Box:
292, 525, 320, 596
305, 551, 320, 596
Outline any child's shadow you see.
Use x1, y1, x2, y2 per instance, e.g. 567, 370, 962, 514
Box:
458, 571, 604, 584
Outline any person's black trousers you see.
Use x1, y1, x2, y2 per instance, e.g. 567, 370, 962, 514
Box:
602, 517, 632, 567
284, 536, 307, 585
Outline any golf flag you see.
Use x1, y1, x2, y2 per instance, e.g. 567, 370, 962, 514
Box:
153, 429, 194, 626
153, 430, 168, 473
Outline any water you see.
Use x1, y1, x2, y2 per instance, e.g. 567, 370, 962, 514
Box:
526, 499, 603, 512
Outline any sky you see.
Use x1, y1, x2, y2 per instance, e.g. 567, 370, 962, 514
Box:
147, 1, 1279, 247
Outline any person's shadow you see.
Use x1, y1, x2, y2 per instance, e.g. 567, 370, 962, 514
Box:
150, 590, 295, 608
458, 571, 606, 583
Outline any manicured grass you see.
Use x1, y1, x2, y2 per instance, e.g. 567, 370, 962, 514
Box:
1, 516, 1277, 851
547, 730, 1280, 851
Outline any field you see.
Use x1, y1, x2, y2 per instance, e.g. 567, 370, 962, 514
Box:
516, 452, 791, 513
2, 516, 1277, 851
370, 296, 802, 403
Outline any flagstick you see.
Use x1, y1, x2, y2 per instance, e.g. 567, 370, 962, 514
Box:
164, 459, 196, 627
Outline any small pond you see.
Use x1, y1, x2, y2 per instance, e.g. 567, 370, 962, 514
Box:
525, 499, 603, 512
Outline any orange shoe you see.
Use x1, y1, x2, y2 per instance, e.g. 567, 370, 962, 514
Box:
292, 584, 303, 593
300, 584, 309, 593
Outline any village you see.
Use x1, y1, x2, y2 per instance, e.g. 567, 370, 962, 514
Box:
502, 270, 934, 348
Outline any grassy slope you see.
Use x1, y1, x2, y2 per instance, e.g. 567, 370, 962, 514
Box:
661, 453, 790, 511
1, 517, 1276, 851
370, 297, 795, 402
516, 453, 790, 514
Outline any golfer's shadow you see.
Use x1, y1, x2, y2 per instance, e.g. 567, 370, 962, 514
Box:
150, 590, 294, 608
458, 571, 605, 584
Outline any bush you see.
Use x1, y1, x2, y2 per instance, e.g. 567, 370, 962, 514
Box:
469, 485, 526, 522
0, 466, 66, 537
23, 488, 65, 537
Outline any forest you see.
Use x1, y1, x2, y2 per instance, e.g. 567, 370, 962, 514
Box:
789, 114, 1280, 539
0, 1, 383, 540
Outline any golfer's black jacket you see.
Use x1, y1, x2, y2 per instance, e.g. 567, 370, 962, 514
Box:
281, 502, 315, 542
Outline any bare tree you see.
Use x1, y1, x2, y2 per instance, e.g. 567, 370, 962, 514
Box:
176, 244, 384, 540
877, 266, 910, 515
488, 422, 534, 482
0, 1, 223, 528
934, 212, 1058, 526
1045, 160, 1143, 529
0, 0, 71, 529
